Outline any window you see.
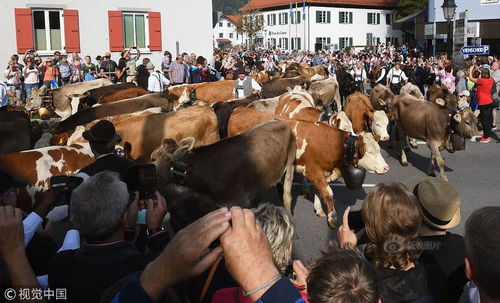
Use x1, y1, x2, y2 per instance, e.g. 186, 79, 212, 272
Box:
267, 38, 276, 48
386, 14, 392, 25
278, 38, 289, 50
219, 33, 223, 38
227, 22, 231, 27
291, 11, 301, 24
291, 37, 301, 50
279, 12, 288, 25
219, 22, 223, 27
316, 11, 331, 23
339, 37, 353, 49
316, 37, 331, 45
123, 12, 148, 49
33, 10, 64, 51
339, 12, 353, 24
367, 13, 380, 25
267, 14, 276, 26
229, 33, 234, 38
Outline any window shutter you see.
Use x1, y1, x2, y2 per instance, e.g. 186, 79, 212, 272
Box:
377, 13, 380, 24
349, 37, 353, 46
267, 15, 270, 25
14, 8, 34, 54
349, 12, 353, 23
148, 12, 162, 51
285, 14, 288, 24
327, 37, 331, 44
316, 11, 320, 23
278, 14, 281, 24
63, 10, 80, 53
108, 11, 124, 52
367, 13, 370, 24
297, 12, 301, 23
327, 12, 331, 23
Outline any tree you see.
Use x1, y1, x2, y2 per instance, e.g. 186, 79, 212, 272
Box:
235, 6, 265, 50
394, 0, 427, 20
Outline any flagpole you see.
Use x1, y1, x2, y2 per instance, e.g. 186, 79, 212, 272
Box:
303, 0, 306, 51
295, 1, 298, 50
289, 0, 292, 52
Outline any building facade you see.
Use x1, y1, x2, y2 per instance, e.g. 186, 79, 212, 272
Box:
213, 15, 245, 48
240, 0, 401, 51
1, 0, 213, 65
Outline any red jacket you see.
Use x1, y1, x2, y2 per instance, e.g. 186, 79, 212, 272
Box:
476, 77, 494, 106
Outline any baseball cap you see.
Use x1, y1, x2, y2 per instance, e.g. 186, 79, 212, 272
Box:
0, 170, 26, 195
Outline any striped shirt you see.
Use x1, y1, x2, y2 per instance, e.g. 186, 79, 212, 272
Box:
169, 61, 186, 84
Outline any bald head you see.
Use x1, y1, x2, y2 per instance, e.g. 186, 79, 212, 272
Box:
493, 62, 499, 71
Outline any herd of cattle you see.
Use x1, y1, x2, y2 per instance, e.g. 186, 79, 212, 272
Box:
0, 62, 481, 228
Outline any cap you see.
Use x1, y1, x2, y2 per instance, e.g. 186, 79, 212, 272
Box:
146, 62, 155, 70
104, 52, 111, 57
0, 170, 26, 195
83, 120, 121, 145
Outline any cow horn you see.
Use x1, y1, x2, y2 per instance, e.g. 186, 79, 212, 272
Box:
379, 99, 386, 106
474, 110, 480, 117
436, 98, 446, 107
453, 113, 462, 123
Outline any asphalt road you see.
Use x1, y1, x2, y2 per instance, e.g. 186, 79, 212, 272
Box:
268, 132, 500, 264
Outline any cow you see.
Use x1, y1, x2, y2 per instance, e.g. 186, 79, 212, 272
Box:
0, 144, 94, 211
344, 92, 390, 141
299, 66, 328, 81
246, 97, 280, 113
67, 106, 219, 163
369, 84, 395, 112
26, 79, 113, 120
400, 83, 425, 100
0, 112, 32, 154
213, 94, 261, 139
426, 83, 458, 110
391, 94, 481, 180
178, 80, 235, 105
261, 76, 310, 98
274, 86, 316, 117
308, 78, 342, 112
281, 107, 354, 133
249, 71, 271, 84
78, 82, 137, 107
96, 86, 148, 104
335, 65, 356, 107
227, 107, 389, 228
151, 120, 296, 213
55, 92, 175, 133
282, 69, 301, 78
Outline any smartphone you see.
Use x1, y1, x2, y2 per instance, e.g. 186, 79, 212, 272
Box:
49, 175, 84, 205
125, 164, 157, 200
347, 210, 365, 232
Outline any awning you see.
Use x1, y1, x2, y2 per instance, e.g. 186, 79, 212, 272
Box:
393, 10, 426, 31
217, 39, 232, 43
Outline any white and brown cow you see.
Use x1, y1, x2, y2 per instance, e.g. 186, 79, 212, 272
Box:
345, 92, 390, 141
0, 144, 94, 211
274, 86, 316, 117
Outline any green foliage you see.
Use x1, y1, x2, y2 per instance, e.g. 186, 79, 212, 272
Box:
394, 0, 427, 20
213, 0, 249, 14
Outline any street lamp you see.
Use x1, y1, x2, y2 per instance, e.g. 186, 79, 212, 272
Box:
441, 0, 457, 58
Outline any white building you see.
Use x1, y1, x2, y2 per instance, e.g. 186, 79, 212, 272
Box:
1, 0, 213, 66
213, 15, 245, 48
241, 0, 402, 51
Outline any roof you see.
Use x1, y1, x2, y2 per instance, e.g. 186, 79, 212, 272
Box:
242, 0, 398, 10
222, 14, 241, 24
394, 9, 426, 24
216, 39, 232, 43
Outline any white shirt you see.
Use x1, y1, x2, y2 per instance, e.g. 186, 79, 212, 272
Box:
387, 68, 407, 84
0, 79, 8, 107
235, 77, 261, 98
351, 68, 367, 82
148, 72, 170, 92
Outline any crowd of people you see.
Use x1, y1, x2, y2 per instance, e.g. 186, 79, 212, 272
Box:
1, 42, 500, 302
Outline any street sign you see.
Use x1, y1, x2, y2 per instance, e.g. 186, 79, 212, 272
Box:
460, 45, 490, 55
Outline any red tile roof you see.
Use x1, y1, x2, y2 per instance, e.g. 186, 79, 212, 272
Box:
242, 0, 398, 10
222, 14, 242, 24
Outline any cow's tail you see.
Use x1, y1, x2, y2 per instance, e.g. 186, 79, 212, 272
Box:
334, 83, 342, 113
282, 128, 296, 213
214, 104, 230, 139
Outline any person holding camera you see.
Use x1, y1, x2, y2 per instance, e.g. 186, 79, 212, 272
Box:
117, 46, 141, 83
4, 58, 22, 100
76, 120, 134, 181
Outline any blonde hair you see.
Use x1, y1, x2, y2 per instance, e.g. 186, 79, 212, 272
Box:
253, 203, 295, 273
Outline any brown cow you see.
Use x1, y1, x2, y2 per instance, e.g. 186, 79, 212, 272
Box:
55, 93, 175, 133
0, 144, 94, 211
261, 76, 310, 98
392, 94, 481, 180
308, 78, 342, 112
249, 71, 271, 84
170, 81, 235, 105
299, 65, 328, 80
400, 83, 425, 100
67, 106, 219, 162
97, 86, 148, 104
78, 82, 137, 107
151, 120, 296, 211
227, 107, 388, 228
369, 84, 395, 111
426, 83, 458, 110
274, 86, 316, 117
246, 97, 280, 113
345, 92, 390, 141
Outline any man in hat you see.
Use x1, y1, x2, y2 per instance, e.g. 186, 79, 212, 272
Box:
386, 62, 407, 95
99, 52, 118, 83
147, 63, 170, 93
233, 68, 261, 99
406, 175, 467, 302
76, 120, 134, 180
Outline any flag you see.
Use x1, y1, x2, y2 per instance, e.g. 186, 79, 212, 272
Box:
289, 1, 293, 23
302, 0, 306, 21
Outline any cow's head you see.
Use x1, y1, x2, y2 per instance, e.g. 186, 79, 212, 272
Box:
150, 137, 195, 186
25, 85, 48, 110
371, 111, 390, 141
357, 132, 389, 174
453, 108, 481, 139
329, 111, 353, 134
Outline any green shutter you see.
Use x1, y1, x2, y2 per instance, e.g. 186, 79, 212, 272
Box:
267, 14, 270, 25
316, 37, 320, 43
349, 12, 353, 23
367, 13, 370, 24
285, 14, 288, 24
316, 11, 320, 23
327, 37, 331, 44
339, 12, 342, 23
297, 12, 301, 23
377, 13, 380, 24
327, 11, 331, 23
349, 37, 353, 46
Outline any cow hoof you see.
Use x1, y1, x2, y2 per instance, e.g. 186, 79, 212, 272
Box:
446, 148, 455, 154
400, 160, 408, 167
327, 212, 338, 229
410, 143, 418, 149
315, 209, 326, 217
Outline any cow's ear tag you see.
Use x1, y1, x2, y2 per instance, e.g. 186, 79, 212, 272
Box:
436, 98, 445, 107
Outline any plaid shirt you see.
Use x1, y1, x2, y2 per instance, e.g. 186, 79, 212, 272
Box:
169, 61, 186, 83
